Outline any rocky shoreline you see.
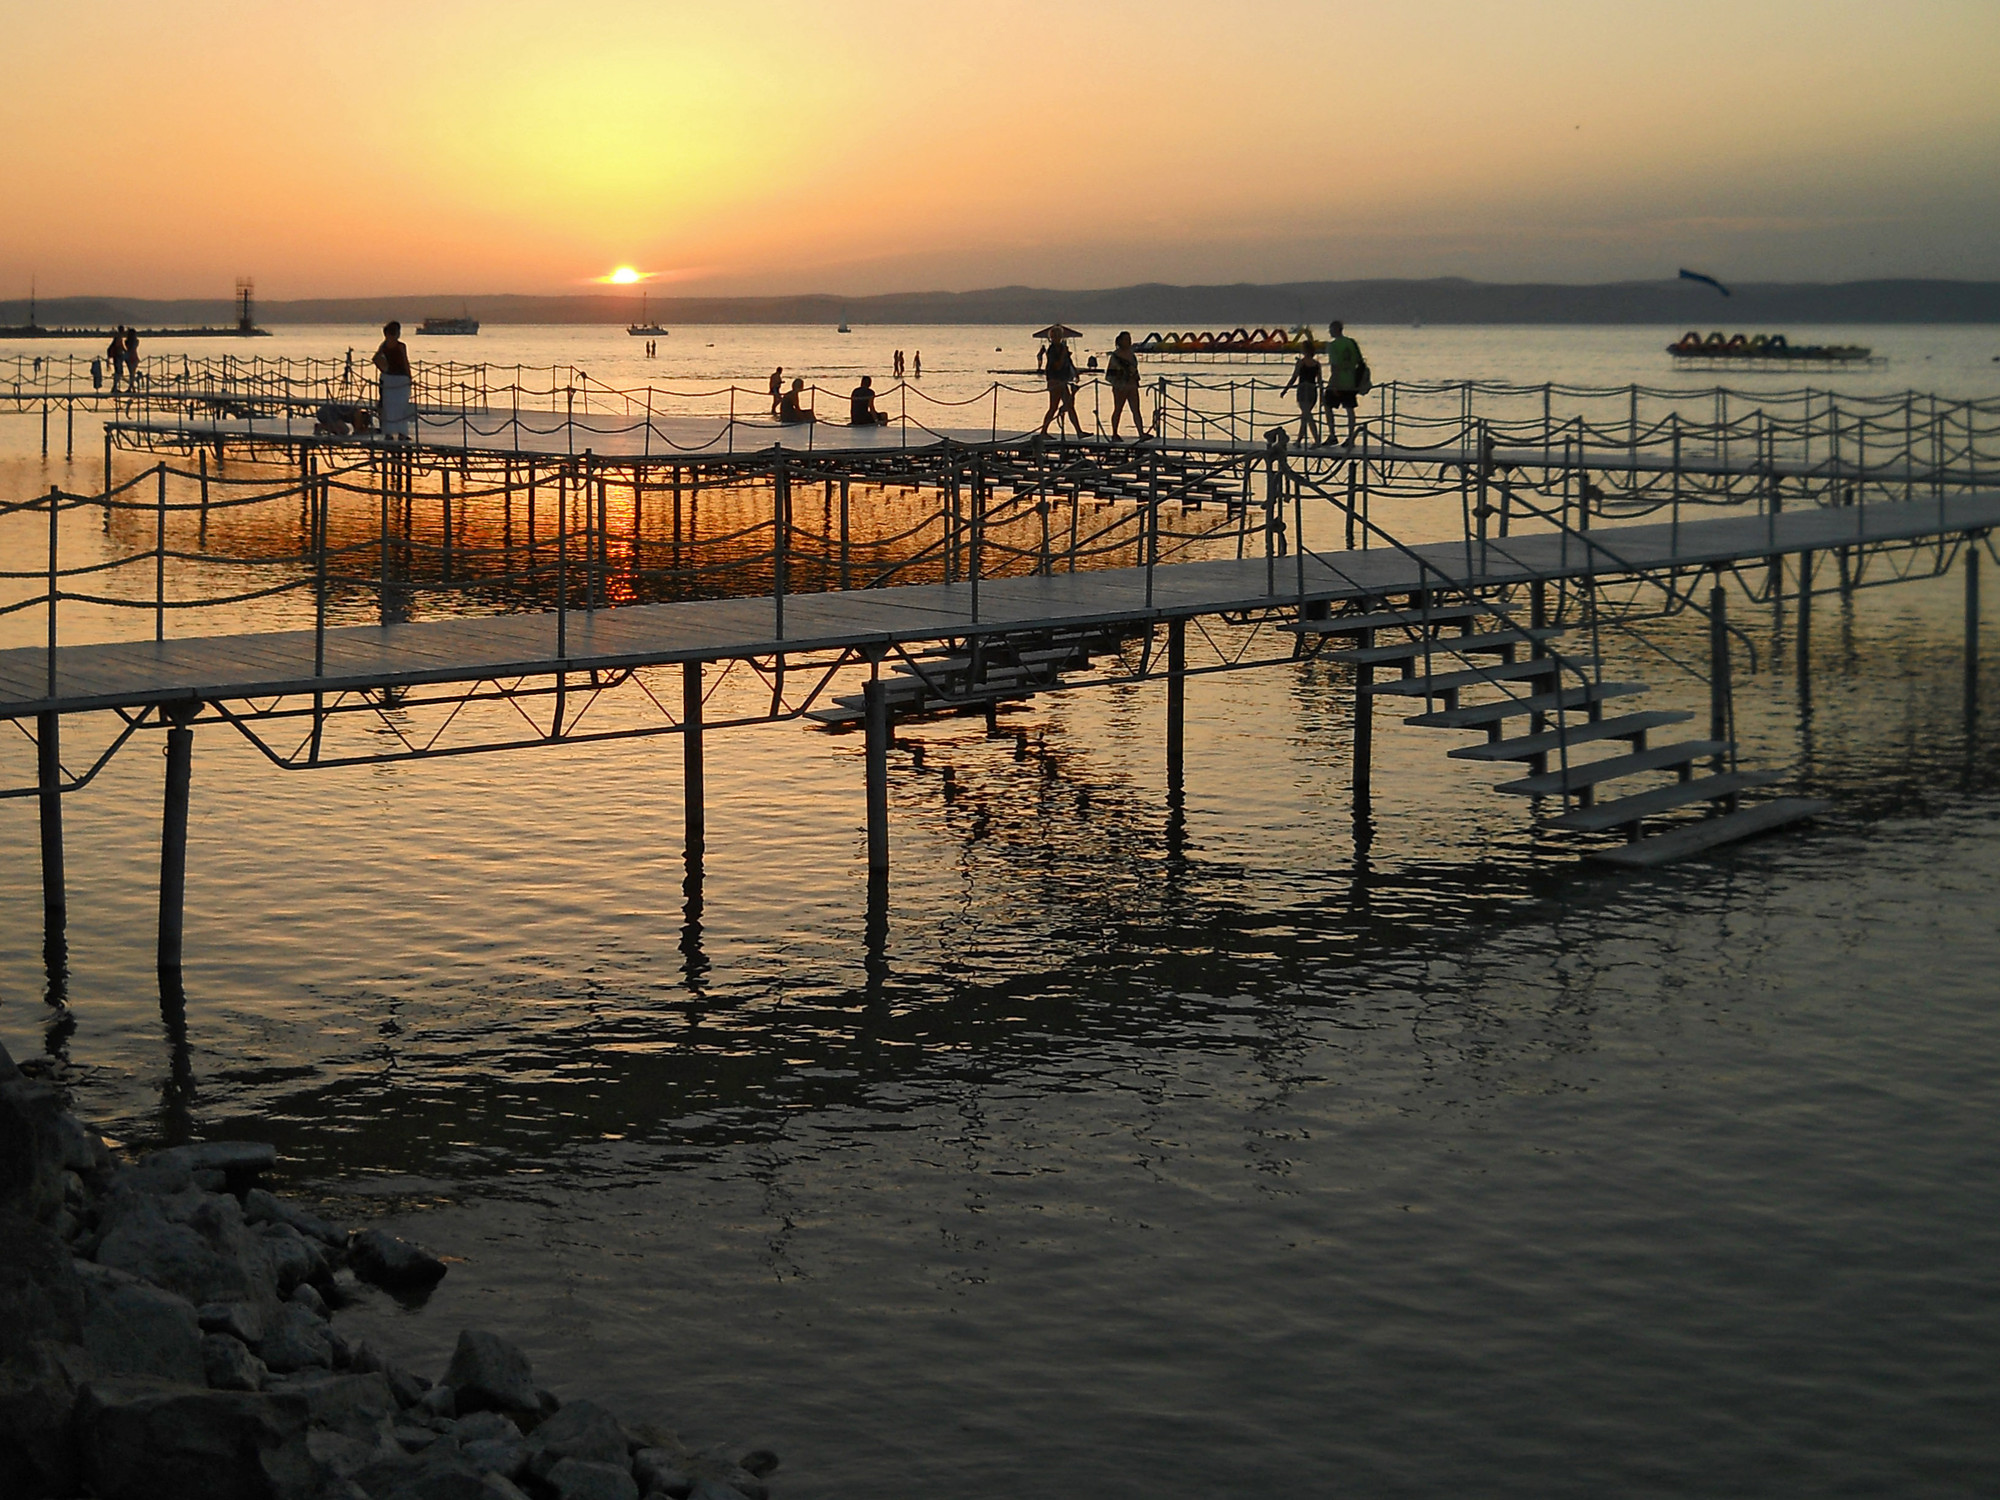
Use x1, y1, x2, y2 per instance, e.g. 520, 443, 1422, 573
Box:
0, 1042, 779, 1500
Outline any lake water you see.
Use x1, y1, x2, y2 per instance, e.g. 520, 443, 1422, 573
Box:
2, 324, 1998, 1496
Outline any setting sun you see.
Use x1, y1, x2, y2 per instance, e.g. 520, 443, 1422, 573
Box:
607, 266, 641, 284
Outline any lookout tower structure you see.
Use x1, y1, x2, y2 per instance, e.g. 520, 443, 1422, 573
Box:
235, 278, 255, 334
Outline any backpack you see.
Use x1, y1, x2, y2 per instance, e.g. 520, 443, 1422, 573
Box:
1354, 357, 1372, 396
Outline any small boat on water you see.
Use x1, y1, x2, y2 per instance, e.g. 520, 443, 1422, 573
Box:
1667, 330, 1874, 364
837, 310, 851, 334
417, 314, 479, 336
627, 292, 667, 338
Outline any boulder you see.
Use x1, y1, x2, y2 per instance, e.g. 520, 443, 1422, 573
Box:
358, 1444, 498, 1500
95, 1189, 277, 1307
442, 1329, 538, 1416
451, 1410, 522, 1445
687, 1483, 754, 1500
417, 1382, 458, 1419
257, 1222, 327, 1294
243, 1189, 346, 1251
0, 1214, 83, 1367
384, 1364, 432, 1409
524, 1398, 631, 1475
255, 1302, 334, 1374
270, 1369, 397, 1440
632, 1448, 693, 1498
144, 1142, 279, 1178
462, 1434, 528, 1481
0, 1077, 70, 1223
203, 1333, 269, 1392
545, 1456, 640, 1500
202, 1299, 271, 1345
76, 1261, 205, 1383
77, 1377, 316, 1500
0, 1340, 85, 1498
686, 1447, 769, 1500
737, 1450, 779, 1479
349, 1228, 448, 1293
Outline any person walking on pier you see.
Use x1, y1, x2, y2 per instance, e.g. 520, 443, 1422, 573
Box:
106, 330, 125, 392
1281, 337, 1323, 445
122, 328, 141, 390
1107, 331, 1147, 440
1323, 320, 1367, 445
768, 366, 785, 415
372, 320, 413, 439
1038, 336, 1086, 438
913, 351, 921, 379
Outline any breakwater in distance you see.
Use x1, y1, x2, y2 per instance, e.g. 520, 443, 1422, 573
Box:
2, 324, 1998, 1497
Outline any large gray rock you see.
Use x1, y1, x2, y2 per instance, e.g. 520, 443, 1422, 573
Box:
524, 1398, 631, 1475
0, 1214, 83, 1367
244, 1189, 346, 1251
462, 1434, 528, 1481
203, 1299, 271, 1345
270, 1369, 397, 1440
686, 1446, 769, 1500
0, 1340, 85, 1498
0, 1078, 70, 1224
546, 1457, 640, 1500
95, 1188, 277, 1306
77, 1377, 316, 1500
632, 1447, 693, 1498
349, 1228, 448, 1293
76, 1261, 205, 1383
358, 1442, 518, 1500
256, 1221, 327, 1294
203, 1333, 269, 1392
255, 1301, 333, 1374
442, 1329, 538, 1415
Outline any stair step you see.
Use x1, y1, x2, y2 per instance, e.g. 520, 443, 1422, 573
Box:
1494, 740, 1729, 796
1545, 770, 1785, 832
1587, 797, 1831, 868
1406, 682, 1648, 729
1283, 602, 1492, 636
1327, 627, 1567, 667
1367, 656, 1595, 699
1447, 711, 1695, 762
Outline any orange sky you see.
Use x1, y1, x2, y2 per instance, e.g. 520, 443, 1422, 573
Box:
4, 0, 1997, 298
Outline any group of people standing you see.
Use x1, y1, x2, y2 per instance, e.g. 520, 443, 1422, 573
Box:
891, 349, 920, 380
94, 326, 141, 391
1280, 321, 1368, 446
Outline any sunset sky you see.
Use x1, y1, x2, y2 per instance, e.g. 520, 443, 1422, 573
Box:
4, 0, 1997, 299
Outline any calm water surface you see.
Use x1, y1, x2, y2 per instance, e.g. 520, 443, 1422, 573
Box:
1, 325, 1997, 1496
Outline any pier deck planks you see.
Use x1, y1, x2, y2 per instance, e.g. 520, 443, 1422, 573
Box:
6, 493, 1998, 720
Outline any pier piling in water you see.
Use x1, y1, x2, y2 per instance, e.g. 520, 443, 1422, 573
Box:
1798, 551, 1814, 700
1967, 545, 1981, 727
1166, 618, 1186, 799
683, 662, 705, 863
865, 676, 890, 879
158, 708, 196, 992
38, 711, 66, 964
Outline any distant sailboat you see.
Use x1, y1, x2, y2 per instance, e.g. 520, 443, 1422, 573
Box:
628, 291, 667, 338
837, 310, 851, 334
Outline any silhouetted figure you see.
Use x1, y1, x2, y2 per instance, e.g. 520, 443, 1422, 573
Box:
1036, 345, 1047, 374
314, 402, 376, 436
893, 349, 905, 379
342, 347, 355, 387
849, 375, 889, 426
90, 357, 103, 392
107, 331, 125, 392
1038, 337, 1085, 438
1323, 319, 1367, 445
1281, 337, 1323, 445
373, 320, 413, 439
768, 366, 784, 414
779, 377, 815, 424
122, 329, 140, 389
913, 351, 921, 378
1107, 331, 1146, 439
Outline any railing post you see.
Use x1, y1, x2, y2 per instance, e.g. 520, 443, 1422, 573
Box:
313, 454, 328, 676
155, 463, 167, 642
969, 452, 982, 625
556, 463, 569, 659
774, 451, 789, 639
38, 711, 66, 971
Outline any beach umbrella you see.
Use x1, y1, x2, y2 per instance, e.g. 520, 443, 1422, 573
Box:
1033, 324, 1081, 340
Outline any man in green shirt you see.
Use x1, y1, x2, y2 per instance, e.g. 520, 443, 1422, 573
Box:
1323, 320, 1366, 446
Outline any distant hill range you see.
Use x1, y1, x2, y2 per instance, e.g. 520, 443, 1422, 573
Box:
5, 278, 1999, 329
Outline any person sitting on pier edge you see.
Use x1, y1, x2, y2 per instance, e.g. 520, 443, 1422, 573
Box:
849, 375, 889, 426
1323, 320, 1367, 445
1281, 336, 1324, 445
313, 401, 376, 437
1038, 336, 1086, 438
779, 377, 815, 424
1107, 331, 1147, 440
372, 320, 414, 440
769, 366, 785, 414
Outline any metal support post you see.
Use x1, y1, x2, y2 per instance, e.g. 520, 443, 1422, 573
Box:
1967, 545, 1981, 728
1353, 625, 1374, 816
38, 712, 65, 964
1709, 586, 1730, 772
683, 661, 705, 862
1166, 618, 1185, 800
1797, 550, 1813, 698
158, 709, 196, 990
864, 676, 890, 879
